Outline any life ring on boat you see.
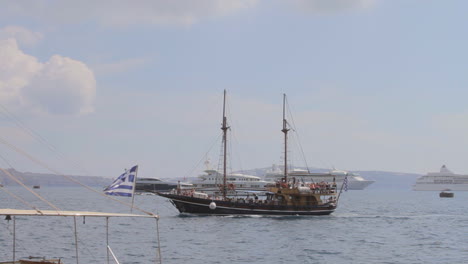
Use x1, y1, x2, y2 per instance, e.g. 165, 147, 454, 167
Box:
209, 202, 217, 210
228, 183, 235, 190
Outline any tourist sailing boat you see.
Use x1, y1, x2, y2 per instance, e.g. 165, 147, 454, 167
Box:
157, 91, 344, 215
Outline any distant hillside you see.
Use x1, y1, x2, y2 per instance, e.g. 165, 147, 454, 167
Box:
0, 168, 111, 187
0, 167, 422, 190
354, 171, 421, 190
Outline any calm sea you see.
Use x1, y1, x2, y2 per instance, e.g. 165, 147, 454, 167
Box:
1, 187, 467, 264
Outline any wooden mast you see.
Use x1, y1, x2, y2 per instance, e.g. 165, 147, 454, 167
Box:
221, 90, 229, 199
282, 94, 290, 182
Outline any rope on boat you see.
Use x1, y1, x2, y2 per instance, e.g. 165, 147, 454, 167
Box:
0, 105, 162, 263
0, 104, 94, 177
284, 97, 311, 173
0, 165, 60, 212
0, 185, 41, 211
183, 133, 222, 180
0, 105, 157, 217
0, 136, 157, 217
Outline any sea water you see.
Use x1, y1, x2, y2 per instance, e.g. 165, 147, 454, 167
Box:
1, 187, 467, 264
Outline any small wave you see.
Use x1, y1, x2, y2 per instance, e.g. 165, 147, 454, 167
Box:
333, 213, 467, 220
304, 248, 342, 255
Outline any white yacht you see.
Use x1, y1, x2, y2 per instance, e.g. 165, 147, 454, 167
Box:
413, 165, 468, 191
185, 159, 270, 195
264, 165, 374, 190
190, 169, 269, 196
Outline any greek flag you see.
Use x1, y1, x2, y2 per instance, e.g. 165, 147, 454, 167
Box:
104, 165, 138, 197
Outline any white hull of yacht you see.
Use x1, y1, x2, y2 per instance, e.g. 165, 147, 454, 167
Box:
413, 183, 468, 191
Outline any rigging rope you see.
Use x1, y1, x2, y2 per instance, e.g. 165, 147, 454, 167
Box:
0, 154, 100, 261
0, 104, 93, 177
183, 132, 222, 179
0, 165, 59, 211
285, 97, 311, 172
0, 136, 156, 217
0, 104, 160, 263
0, 185, 41, 212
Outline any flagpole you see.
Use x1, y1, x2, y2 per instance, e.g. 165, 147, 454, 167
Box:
131, 165, 138, 213
336, 174, 348, 204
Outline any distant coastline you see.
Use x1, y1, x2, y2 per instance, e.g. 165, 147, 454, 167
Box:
1, 167, 422, 190
0, 168, 110, 187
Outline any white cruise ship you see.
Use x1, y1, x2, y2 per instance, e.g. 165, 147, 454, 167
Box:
413, 165, 468, 191
329, 169, 375, 190
264, 165, 374, 190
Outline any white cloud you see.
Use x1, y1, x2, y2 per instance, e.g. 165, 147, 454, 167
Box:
0, 26, 44, 47
0, 38, 42, 105
0, 38, 96, 116
287, 0, 376, 14
1, 0, 259, 27
22, 55, 96, 115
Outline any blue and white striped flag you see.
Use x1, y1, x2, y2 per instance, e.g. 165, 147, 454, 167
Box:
104, 165, 138, 197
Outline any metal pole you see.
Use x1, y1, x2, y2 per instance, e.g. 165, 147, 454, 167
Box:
282, 94, 289, 182
13, 216, 16, 263
155, 218, 162, 264
336, 175, 347, 204
107, 246, 121, 264
106, 217, 110, 264
221, 90, 228, 199
74, 216, 79, 264
130, 165, 138, 213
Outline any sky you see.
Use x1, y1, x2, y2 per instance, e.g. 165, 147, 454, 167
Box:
1, 0, 468, 178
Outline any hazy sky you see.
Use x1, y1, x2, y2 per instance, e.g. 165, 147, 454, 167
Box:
1, 0, 468, 178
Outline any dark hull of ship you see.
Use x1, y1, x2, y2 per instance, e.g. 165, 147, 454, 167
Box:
157, 193, 336, 216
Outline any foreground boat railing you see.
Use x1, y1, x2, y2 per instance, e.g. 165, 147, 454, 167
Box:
0, 209, 161, 264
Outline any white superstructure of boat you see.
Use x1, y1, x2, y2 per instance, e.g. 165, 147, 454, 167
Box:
190, 169, 269, 195
413, 165, 468, 191
263, 165, 374, 190
186, 159, 270, 195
